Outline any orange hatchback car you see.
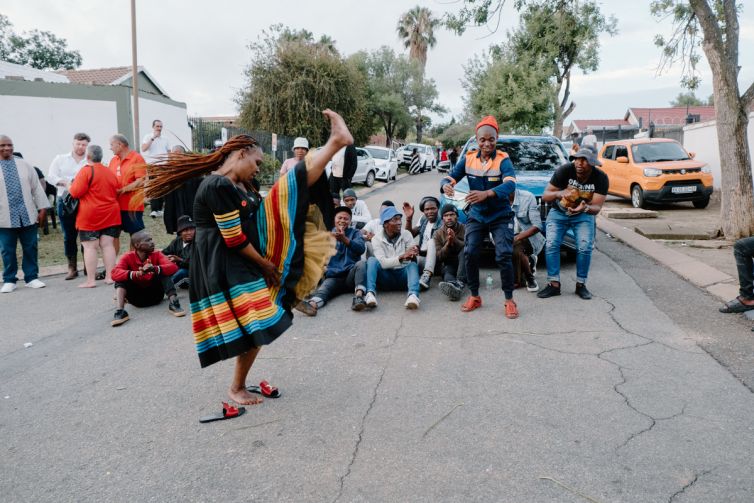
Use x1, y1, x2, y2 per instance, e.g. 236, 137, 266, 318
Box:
598, 138, 714, 208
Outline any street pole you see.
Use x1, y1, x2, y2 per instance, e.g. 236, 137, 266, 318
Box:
130, 0, 140, 145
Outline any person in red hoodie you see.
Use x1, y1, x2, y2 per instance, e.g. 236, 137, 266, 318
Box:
110, 230, 185, 326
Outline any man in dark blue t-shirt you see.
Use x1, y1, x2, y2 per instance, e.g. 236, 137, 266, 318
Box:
538, 148, 608, 300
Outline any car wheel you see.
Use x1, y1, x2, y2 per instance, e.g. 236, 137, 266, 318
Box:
693, 197, 710, 209
422, 161, 427, 172
365, 171, 375, 187
631, 185, 645, 209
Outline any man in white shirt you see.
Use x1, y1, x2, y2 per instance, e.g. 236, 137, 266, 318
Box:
141, 119, 170, 218
47, 132, 90, 280
364, 206, 422, 310
342, 188, 372, 229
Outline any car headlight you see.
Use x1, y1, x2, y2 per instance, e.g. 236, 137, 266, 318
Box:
701, 166, 712, 173
643, 168, 662, 177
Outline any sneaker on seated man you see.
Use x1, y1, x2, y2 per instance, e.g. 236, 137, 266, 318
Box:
365, 206, 421, 310
435, 204, 467, 301
110, 230, 185, 326
161, 215, 194, 289
403, 196, 442, 290
303, 206, 367, 314
510, 189, 545, 292
719, 236, 754, 321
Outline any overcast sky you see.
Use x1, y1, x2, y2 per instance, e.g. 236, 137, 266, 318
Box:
4, 1, 754, 125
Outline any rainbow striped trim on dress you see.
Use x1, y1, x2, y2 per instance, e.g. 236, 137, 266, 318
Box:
214, 209, 248, 248
191, 278, 285, 353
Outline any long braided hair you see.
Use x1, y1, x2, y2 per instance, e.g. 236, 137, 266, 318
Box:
143, 134, 259, 200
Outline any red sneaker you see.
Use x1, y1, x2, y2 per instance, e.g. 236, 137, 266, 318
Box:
505, 299, 519, 319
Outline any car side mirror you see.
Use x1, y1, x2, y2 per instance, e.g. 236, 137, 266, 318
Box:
688, 151, 696, 159
616, 156, 629, 163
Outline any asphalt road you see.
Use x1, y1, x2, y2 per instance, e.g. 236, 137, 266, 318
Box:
2, 172, 753, 502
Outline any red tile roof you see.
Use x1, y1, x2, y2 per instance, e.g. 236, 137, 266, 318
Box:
573, 119, 633, 131
626, 106, 716, 126
56, 66, 131, 85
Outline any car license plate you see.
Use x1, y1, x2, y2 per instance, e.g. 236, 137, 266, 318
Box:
671, 186, 696, 194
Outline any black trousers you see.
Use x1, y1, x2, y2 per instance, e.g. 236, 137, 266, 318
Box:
115, 274, 176, 307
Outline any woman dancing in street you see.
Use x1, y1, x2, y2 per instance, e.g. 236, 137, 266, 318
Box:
144, 109, 351, 405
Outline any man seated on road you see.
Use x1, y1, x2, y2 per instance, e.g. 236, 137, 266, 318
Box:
538, 148, 607, 300
362, 200, 395, 256
403, 196, 442, 290
161, 215, 194, 289
719, 237, 754, 326
364, 206, 421, 310
111, 230, 185, 326
435, 204, 466, 301
342, 188, 372, 230
510, 188, 545, 292
303, 206, 367, 314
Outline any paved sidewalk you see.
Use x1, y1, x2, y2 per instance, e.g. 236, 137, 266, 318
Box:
597, 197, 739, 305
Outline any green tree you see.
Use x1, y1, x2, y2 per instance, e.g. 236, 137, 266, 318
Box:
438, 122, 476, 148
464, 47, 555, 134
237, 25, 371, 146
349, 47, 413, 147
652, 0, 754, 238
670, 91, 704, 107
0, 14, 82, 70
406, 62, 447, 142
396, 6, 439, 70
444, 1, 616, 137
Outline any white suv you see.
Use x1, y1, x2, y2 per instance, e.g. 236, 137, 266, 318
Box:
397, 143, 437, 172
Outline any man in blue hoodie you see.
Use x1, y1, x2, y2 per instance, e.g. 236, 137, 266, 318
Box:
440, 115, 518, 318
303, 206, 367, 314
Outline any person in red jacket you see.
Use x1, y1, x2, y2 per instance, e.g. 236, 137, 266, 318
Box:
110, 230, 185, 326
68, 145, 121, 288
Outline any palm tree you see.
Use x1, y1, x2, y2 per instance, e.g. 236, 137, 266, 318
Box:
396, 6, 439, 70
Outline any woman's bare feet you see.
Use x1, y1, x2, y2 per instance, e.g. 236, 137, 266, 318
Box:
228, 386, 263, 406
322, 109, 353, 148
78, 282, 96, 288
104, 278, 114, 285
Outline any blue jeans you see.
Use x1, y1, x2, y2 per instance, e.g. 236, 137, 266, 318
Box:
366, 256, 420, 296
464, 217, 514, 298
545, 210, 595, 284
57, 198, 78, 257
0, 225, 39, 283
171, 268, 189, 285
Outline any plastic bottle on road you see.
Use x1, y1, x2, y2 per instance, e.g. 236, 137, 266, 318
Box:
485, 273, 494, 291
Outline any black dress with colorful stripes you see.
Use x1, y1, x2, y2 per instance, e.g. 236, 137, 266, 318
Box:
189, 165, 310, 368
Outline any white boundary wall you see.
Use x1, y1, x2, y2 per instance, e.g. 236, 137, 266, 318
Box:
683, 112, 754, 189
0, 95, 118, 171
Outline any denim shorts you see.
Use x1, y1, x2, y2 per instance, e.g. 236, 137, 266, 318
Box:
120, 211, 145, 235
79, 226, 121, 241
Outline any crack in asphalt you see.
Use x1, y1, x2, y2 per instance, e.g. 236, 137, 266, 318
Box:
668, 469, 712, 502
333, 314, 405, 503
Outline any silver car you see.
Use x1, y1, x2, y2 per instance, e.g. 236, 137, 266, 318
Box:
324, 147, 378, 187
364, 146, 398, 182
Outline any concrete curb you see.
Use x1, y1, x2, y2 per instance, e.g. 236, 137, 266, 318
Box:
597, 216, 738, 303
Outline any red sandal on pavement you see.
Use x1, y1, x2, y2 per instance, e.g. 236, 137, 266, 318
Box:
505, 299, 519, 319
199, 402, 246, 423
461, 295, 482, 312
247, 380, 281, 398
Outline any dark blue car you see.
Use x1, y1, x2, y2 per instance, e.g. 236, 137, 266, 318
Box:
440, 134, 577, 254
